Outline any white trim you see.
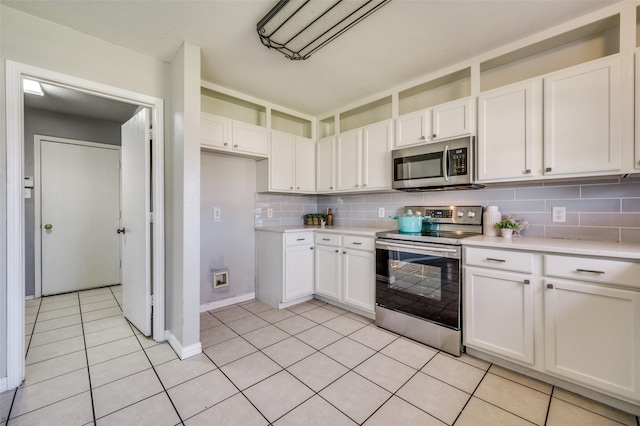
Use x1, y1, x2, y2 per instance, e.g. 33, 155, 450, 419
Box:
5, 60, 166, 390
0, 377, 7, 393
165, 330, 202, 360
199, 292, 256, 313
33, 135, 121, 299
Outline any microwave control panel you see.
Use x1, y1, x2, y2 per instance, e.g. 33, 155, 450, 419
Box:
448, 148, 467, 176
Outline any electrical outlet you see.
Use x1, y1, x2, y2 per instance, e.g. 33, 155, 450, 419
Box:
267, 208, 273, 218
378, 207, 385, 218
552, 206, 566, 223
213, 207, 221, 222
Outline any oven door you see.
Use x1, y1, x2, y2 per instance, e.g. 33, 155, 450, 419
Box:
375, 239, 461, 330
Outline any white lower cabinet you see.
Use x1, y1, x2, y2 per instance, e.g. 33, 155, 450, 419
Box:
544, 278, 640, 401
256, 231, 314, 309
464, 266, 534, 365
463, 245, 640, 406
315, 232, 375, 314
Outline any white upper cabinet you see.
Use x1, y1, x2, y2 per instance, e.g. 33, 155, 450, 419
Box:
335, 119, 393, 192
201, 112, 268, 158
316, 136, 335, 192
396, 97, 473, 148
543, 56, 621, 176
432, 97, 474, 141
362, 119, 393, 190
259, 131, 315, 193
478, 56, 622, 183
477, 80, 542, 181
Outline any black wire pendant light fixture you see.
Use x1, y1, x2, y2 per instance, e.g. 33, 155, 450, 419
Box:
257, 0, 391, 60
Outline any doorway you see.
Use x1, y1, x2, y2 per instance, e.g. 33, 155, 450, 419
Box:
5, 60, 166, 391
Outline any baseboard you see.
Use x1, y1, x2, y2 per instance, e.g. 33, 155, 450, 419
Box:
200, 292, 256, 312
0, 376, 7, 393
165, 330, 202, 360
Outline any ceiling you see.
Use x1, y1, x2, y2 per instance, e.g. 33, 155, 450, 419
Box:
5, 0, 620, 118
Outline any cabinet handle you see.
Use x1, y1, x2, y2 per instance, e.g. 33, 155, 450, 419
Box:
545, 167, 552, 172
420, 135, 426, 140
355, 184, 359, 187
524, 169, 531, 174
296, 238, 305, 241
234, 144, 239, 148
547, 283, 554, 289
432, 134, 437, 138
322, 238, 330, 241
343, 251, 347, 254
296, 186, 300, 189
486, 258, 506, 263
335, 249, 339, 253
523, 279, 530, 285
352, 242, 362, 245
223, 142, 228, 147
310, 247, 314, 250
330, 186, 334, 190
362, 184, 367, 187
576, 268, 605, 275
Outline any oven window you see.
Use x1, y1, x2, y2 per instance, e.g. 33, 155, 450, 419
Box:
394, 152, 443, 181
376, 248, 460, 329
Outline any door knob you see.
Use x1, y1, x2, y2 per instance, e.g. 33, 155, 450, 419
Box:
44, 224, 52, 230
117, 228, 126, 234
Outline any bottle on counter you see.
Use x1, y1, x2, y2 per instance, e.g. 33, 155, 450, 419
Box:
327, 208, 333, 226
483, 205, 501, 237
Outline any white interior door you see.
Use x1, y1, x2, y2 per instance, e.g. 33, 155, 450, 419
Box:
40, 139, 120, 295
121, 108, 152, 336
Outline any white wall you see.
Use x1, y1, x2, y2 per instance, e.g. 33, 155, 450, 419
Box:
1, 5, 171, 385
165, 42, 201, 356
23, 108, 122, 297
200, 153, 257, 304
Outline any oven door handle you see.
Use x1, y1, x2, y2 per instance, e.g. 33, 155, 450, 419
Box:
376, 240, 458, 256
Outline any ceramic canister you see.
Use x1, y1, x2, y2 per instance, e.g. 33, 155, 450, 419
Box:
483, 205, 501, 236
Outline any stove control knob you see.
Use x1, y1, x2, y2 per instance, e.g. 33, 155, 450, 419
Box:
468, 211, 476, 218
457, 211, 465, 218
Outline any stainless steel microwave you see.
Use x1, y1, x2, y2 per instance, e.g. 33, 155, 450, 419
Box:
391, 136, 484, 191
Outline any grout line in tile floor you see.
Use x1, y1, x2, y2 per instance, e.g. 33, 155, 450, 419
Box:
6, 288, 639, 426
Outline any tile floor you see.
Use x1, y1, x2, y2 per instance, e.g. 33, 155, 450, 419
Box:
1, 285, 639, 425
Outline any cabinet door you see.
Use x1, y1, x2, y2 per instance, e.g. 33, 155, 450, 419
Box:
362, 120, 392, 190
336, 129, 361, 191
543, 56, 621, 176
232, 121, 269, 157
315, 244, 341, 300
343, 248, 375, 313
316, 136, 335, 192
201, 113, 231, 150
270, 132, 295, 192
544, 278, 640, 400
295, 137, 316, 192
477, 81, 541, 181
284, 244, 315, 301
432, 97, 473, 141
464, 267, 534, 365
395, 110, 430, 148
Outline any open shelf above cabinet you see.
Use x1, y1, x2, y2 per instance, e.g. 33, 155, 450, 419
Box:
271, 109, 312, 138
481, 14, 620, 92
201, 87, 266, 127
398, 68, 471, 116
339, 96, 392, 133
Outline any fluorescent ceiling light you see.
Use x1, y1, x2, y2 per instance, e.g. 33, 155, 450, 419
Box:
257, 0, 391, 60
23, 79, 44, 96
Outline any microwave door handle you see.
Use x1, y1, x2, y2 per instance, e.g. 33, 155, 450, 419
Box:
443, 144, 449, 182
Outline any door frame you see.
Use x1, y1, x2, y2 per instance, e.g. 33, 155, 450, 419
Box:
5, 60, 166, 391
34, 135, 122, 299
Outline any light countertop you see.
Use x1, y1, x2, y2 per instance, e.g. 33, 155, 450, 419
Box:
255, 225, 392, 237
462, 235, 640, 260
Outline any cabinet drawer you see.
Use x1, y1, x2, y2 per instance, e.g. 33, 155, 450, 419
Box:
285, 232, 314, 246
343, 235, 374, 251
315, 233, 341, 247
464, 247, 534, 274
544, 255, 640, 289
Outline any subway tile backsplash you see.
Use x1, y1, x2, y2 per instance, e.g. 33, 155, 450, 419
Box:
255, 178, 640, 243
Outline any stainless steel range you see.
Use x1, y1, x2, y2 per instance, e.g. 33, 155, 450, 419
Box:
375, 205, 483, 356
